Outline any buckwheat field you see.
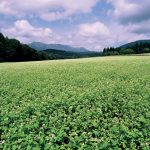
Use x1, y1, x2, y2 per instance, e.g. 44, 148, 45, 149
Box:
0, 56, 150, 149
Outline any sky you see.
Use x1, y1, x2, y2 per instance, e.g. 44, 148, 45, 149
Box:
0, 0, 150, 51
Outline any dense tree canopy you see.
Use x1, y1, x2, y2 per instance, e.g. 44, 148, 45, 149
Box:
0, 33, 100, 62
103, 42, 150, 56
0, 33, 40, 62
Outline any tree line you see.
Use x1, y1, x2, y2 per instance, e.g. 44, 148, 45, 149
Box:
1, 32, 150, 62
0, 33, 43, 62
0, 33, 100, 62
103, 42, 150, 56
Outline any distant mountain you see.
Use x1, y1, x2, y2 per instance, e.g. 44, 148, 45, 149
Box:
28, 42, 90, 53
0, 32, 101, 62
40, 49, 82, 60
40, 49, 100, 60
119, 39, 150, 49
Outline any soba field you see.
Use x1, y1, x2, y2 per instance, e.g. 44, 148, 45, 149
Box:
0, 56, 150, 149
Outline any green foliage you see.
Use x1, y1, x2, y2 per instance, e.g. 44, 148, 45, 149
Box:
0, 56, 150, 149
0, 33, 100, 62
143, 48, 150, 53
120, 48, 134, 54
0, 33, 40, 62
39, 49, 100, 60
103, 41, 150, 56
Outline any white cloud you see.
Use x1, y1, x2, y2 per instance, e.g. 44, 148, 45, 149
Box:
72, 22, 119, 50
1, 18, 150, 52
0, 0, 99, 21
107, 0, 150, 42
40, 11, 71, 22
78, 22, 110, 37
0, 1, 17, 15
1, 20, 113, 51
106, 22, 148, 46
2, 20, 53, 43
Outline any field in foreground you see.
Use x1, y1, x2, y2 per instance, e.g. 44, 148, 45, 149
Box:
0, 56, 150, 149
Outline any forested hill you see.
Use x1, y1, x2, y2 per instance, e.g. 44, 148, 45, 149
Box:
3, 32, 150, 62
0, 33, 40, 62
40, 49, 100, 60
119, 40, 150, 49
0, 33, 100, 62
103, 39, 150, 55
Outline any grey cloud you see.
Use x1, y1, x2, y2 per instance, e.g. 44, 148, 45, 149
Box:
127, 20, 150, 34
109, 0, 150, 24
120, 7, 150, 24
131, 28, 150, 35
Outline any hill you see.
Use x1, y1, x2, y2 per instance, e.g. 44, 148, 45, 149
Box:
0, 33, 40, 62
0, 33, 100, 62
103, 39, 150, 55
28, 42, 90, 53
119, 39, 150, 49
40, 49, 100, 60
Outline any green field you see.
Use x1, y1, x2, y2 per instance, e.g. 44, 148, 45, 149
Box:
0, 56, 150, 149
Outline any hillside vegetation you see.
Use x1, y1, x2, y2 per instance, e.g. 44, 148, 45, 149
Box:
0, 56, 149, 149
0, 33, 100, 62
0, 33, 40, 62
1, 32, 150, 62
28, 42, 90, 53
103, 40, 150, 56
40, 49, 99, 60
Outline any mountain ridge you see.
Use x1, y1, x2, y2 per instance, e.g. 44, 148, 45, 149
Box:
28, 42, 90, 53
119, 39, 150, 49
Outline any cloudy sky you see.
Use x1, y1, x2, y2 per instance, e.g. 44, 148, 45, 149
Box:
0, 0, 150, 51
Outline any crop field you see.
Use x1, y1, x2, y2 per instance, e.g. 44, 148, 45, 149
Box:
0, 56, 150, 149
